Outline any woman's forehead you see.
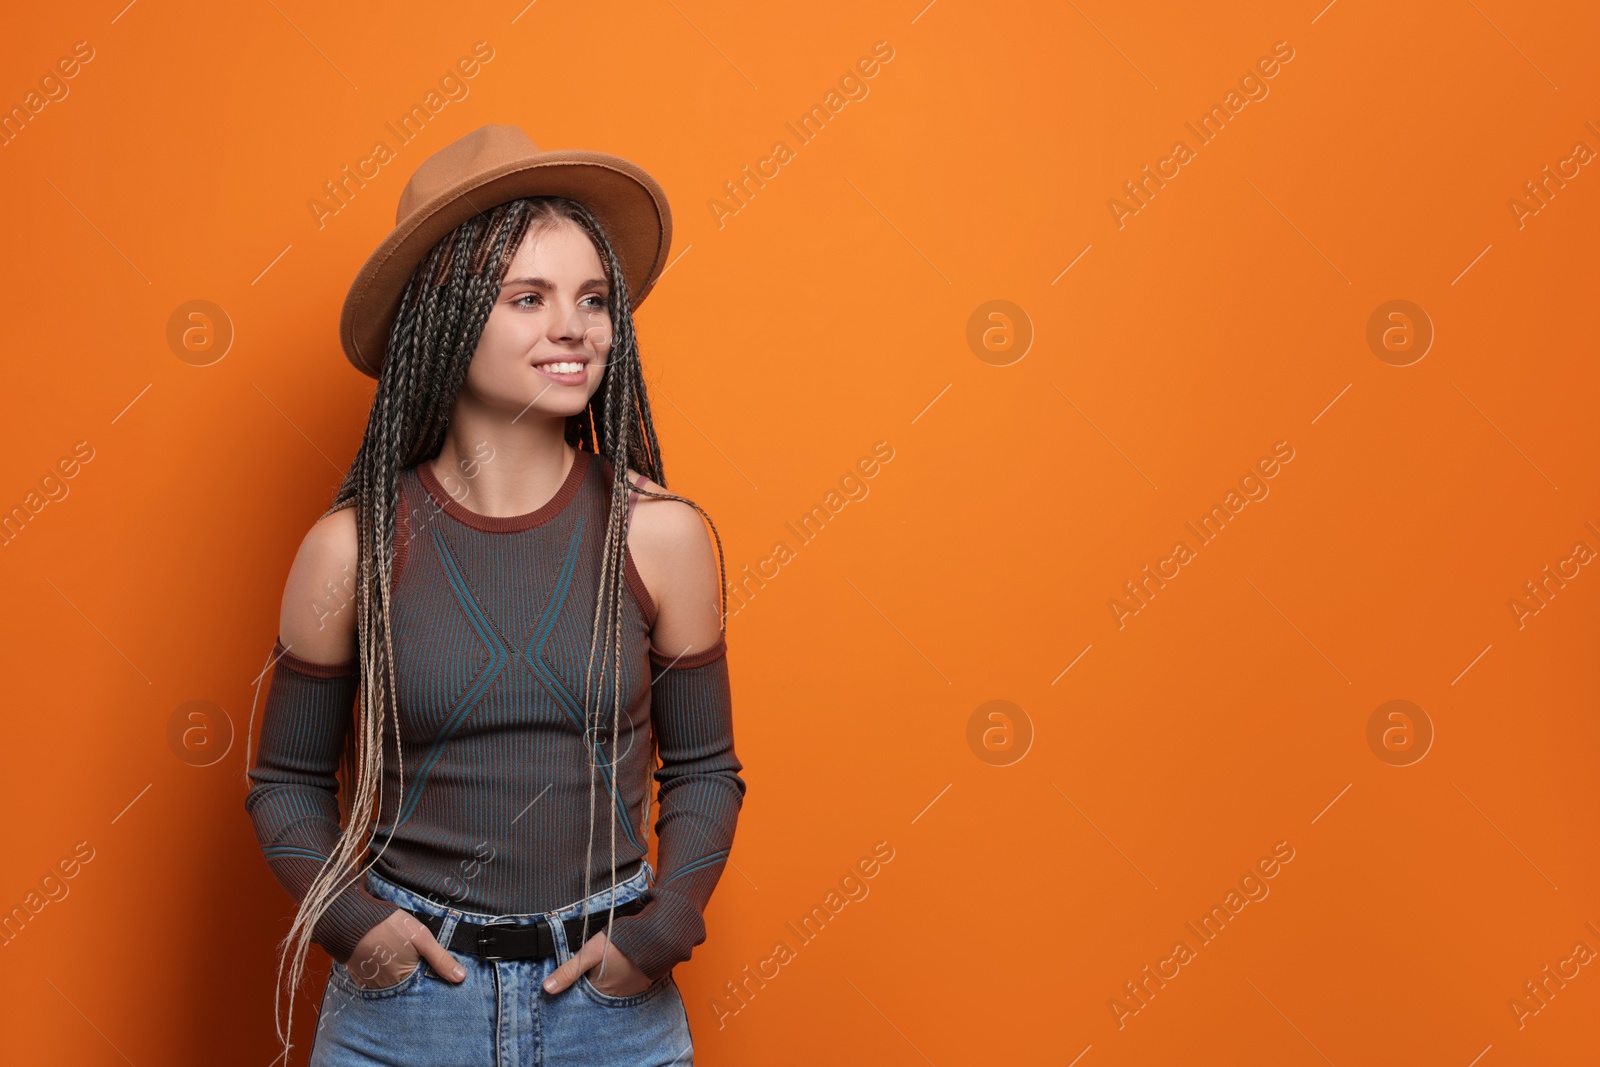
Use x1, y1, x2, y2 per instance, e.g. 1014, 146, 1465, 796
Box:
509, 219, 603, 270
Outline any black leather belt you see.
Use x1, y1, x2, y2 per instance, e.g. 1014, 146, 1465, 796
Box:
404, 898, 647, 961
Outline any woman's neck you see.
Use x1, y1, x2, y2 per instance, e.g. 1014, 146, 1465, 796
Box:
430, 421, 574, 520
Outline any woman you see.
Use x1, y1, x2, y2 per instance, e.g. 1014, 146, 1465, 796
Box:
243, 125, 745, 1066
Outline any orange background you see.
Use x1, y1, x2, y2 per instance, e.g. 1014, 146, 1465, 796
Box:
1, 0, 1597, 1063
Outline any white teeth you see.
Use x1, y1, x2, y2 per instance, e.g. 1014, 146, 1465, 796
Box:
540, 362, 584, 374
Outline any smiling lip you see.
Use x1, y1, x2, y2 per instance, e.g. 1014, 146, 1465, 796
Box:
531, 357, 589, 385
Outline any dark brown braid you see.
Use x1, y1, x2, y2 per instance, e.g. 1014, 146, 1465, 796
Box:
260, 195, 727, 1064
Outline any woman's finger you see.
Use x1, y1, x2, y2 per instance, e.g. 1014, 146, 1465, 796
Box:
420, 935, 467, 983
542, 931, 605, 994
389, 912, 467, 984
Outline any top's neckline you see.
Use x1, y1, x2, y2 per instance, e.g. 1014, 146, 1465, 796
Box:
415, 448, 592, 533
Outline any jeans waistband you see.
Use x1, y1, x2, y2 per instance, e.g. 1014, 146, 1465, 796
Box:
364, 859, 654, 927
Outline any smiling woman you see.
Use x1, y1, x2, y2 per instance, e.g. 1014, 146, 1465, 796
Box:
465, 229, 617, 410
244, 125, 745, 1067
451, 220, 617, 438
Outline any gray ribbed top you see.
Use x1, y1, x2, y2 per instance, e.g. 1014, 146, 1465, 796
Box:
245, 449, 745, 980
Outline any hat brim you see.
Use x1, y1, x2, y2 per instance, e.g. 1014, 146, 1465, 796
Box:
339, 150, 672, 378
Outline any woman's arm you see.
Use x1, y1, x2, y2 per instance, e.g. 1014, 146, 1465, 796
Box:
604, 476, 747, 982
243, 507, 400, 964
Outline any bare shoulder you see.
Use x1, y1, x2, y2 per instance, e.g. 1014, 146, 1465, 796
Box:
278, 504, 359, 668
624, 468, 707, 543
625, 468, 722, 656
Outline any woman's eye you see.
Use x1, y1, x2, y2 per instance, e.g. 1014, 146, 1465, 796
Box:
513, 293, 606, 309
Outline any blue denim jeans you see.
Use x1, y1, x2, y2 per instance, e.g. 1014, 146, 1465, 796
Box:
307, 859, 694, 1066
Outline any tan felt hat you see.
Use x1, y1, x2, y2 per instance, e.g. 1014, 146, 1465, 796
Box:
338, 123, 673, 378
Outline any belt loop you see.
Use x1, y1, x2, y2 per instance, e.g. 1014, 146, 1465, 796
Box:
435, 908, 461, 962
553, 909, 576, 964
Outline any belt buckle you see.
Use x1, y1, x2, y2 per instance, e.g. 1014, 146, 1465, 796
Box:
473, 915, 520, 961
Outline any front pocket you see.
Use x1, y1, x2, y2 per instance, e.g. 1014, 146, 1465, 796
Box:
333, 956, 430, 999
578, 970, 672, 1008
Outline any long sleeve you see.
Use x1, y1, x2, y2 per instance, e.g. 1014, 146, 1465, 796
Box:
606, 632, 747, 981
244, 639, 399, 965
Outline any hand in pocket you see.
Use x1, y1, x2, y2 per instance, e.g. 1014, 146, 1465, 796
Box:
347, 909, 467, 988
543, 930, 652, 997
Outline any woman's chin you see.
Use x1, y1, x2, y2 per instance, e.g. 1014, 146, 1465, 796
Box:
511, 397, 593, 421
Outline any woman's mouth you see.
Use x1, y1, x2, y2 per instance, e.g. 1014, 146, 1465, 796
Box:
533, 360, 587, 385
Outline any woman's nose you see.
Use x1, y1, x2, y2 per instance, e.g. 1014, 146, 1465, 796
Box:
551, 303, 610, 351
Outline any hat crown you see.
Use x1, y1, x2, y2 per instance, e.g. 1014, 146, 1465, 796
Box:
395, 124, 541, 224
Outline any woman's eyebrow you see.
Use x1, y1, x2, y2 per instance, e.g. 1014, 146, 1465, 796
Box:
501, 276, 609, 290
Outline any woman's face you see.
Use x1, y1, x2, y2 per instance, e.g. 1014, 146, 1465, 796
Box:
462, 217, 612, 421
